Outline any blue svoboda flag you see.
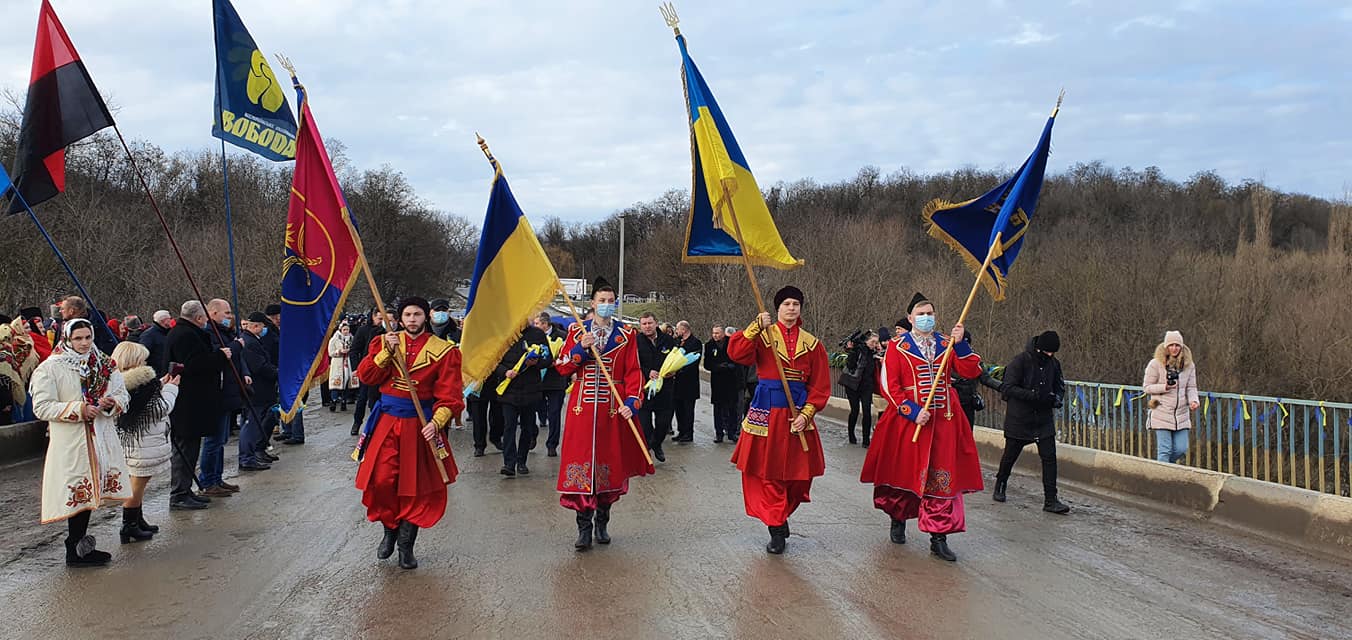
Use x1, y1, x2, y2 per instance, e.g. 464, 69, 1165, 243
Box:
673, 30, 801, 270
459, 155, 561, 388
212, 0, 297, 161
923, 101, 1060, 301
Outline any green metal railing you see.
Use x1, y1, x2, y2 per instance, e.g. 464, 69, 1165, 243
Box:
977, 381, 1352, 498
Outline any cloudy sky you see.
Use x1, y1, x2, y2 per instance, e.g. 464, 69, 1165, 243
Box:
1, 0, 1348, 222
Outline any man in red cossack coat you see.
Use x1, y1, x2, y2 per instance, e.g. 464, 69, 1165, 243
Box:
727, 286, 829, 554
554, 278, 653, 551
354, 296, 463, 570
861, 292, 983, 562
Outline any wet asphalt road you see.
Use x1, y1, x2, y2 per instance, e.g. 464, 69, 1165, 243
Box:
1, 391, 1351, 640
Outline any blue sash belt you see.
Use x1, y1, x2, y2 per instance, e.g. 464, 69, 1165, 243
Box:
354, 394, 436, 462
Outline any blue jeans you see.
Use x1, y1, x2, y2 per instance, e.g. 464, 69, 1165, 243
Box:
199, 413, 230, 486
1155, 429, 1189, 463
537, 390, 565, 450
282, 411, 305, 442
501, 403, 539, 468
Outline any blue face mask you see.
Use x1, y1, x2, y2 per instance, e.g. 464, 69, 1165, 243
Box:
913, 315, 936, 333
260, 327, 268, 337
432, 311, 450, 325
222, 317, 232, 329
594, 303, 617, 319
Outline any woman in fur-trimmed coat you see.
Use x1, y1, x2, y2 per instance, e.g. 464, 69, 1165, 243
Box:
111, 342, 180, 544
1143, 330, 1200, 464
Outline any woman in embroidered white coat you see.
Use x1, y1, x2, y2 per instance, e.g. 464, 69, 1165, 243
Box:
30, 318, 131, 566
328, 322, 358, 409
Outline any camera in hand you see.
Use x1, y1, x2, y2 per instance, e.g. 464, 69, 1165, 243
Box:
1166, 367, 1180, 386
838, 329, 866, 349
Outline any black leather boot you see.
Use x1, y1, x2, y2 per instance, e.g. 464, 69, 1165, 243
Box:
120, 507, 154, 544
594, 505, 612, 545
396, 522, 419, 569
1043, 490, 1071, 514
574, 510, 594, 551
137, 513, 159, 534
889, 518, 906, 544
930, 534, 957, 562
992, 478, 1008, 503
766, 524, 788, 554
377, 524, 398, 560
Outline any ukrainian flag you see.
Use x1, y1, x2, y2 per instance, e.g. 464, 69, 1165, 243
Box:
675, 32, 801, 270
923, 98, 1060, 301
459, 153, 560, 388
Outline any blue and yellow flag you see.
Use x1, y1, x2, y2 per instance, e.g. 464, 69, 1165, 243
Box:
212, 0, 297, 161
672, 29, 801, 270
923, 98, 1060, 301
459, 145, 561, 388
0, 160, 11, 199
278, 75, 363, 420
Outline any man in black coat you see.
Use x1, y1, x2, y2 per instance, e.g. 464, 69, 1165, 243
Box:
703, 325, 741, 444
533, 312, 571, 457
494, 323, 548, 476
239, 312, 279, 471
671, 321, 702, 443
166, 300, 230, 510
992, 330, 1070, 514
635, 312, 676, 462
348, 307, 389, 435
138, 310, 175, 376
199, 299, 251, 496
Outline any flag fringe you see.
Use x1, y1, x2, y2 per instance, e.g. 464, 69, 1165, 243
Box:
461, 278, 560, 389
920, 198, 1007, 301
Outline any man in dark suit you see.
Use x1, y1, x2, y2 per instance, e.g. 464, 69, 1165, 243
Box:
239, 312, 279, 471
166, 300, 229, 510
635, 312, 676, 462
704, 325, 741, 443
672, 320, 702, 443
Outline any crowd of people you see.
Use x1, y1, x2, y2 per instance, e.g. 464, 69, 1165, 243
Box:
0, 287, 1201, 568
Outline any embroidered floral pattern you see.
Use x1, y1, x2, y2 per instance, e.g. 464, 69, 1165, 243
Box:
925, 469, 953, 495
66, 477, 94, 507
563, 462, 592, 493
102, 470, 123, 494
745, 406, 770, 428
596, 464, 611, 491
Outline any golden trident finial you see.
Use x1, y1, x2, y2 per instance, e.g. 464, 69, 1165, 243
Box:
274, 53, 297, 79
659, 2, 680, 35
1052, 88, 1065, 118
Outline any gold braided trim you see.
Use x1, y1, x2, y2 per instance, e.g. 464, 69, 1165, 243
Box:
799, 404, 817, 420
373, 349, 392, 368
432, 407, 452, 429
743, 319, 763, 339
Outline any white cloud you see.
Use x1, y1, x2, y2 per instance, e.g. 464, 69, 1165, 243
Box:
1113, 15, 1178, 34
997, 23, 1059, 46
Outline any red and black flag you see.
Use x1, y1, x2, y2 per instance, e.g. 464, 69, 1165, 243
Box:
5, 0, 113, 214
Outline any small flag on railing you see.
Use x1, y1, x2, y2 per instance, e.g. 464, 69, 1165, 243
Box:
1317, 401, 1326, 427
1241, 397, 1251, 420
1204, 393, 1213, 417
1232, 411, 1243, 432
1114, 387, 1124, 408
1095, 387, 1103, 416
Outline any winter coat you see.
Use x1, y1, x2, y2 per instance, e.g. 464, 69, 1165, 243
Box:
637, 330, 677, 409
350, 322, 385, 371
166, 319, 228, 438
117, 365, 178, 478
210, 321, 250, 411
999, 339, 1065, 441
30, 350, 131, 522
703, 337, 741, 405
328, 333, 359, 390
240, 332, 278, 408
138, 323, 172, 376
495, 326, 547, 407
1144, 344, 1199, 431
674, 335, 703, 401
844, 344, 879, 395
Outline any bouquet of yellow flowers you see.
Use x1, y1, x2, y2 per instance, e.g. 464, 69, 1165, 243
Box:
644, 348, 701, 398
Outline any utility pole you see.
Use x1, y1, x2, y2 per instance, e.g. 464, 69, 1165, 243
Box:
617, 212, 627, 315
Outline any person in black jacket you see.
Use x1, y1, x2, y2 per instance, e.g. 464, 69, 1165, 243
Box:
166, 300, 230, 510
635, 312, 676, 462
951, 330, 984, 428
238, 312, 278, 471
842, 332, 882, 447
495, 323, 548, 476
138, 310, 174, 376
672, 320, 702, 443
704, 325, 741, 444
348, 308, 388, 435
533, 312, 571, 457
992, 330, 1070, 514
199, 299, 251, 497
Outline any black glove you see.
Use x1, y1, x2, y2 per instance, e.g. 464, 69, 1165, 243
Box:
1043, 393, 1061, 408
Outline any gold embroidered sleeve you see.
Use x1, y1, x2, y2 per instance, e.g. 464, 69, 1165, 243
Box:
373, 348, 392, 368
743, 319, 763, 339
432, 407, 452, 429
799, 404, 817, 420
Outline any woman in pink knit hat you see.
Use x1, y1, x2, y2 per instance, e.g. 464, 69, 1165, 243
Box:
1143, 331, 1200, 463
